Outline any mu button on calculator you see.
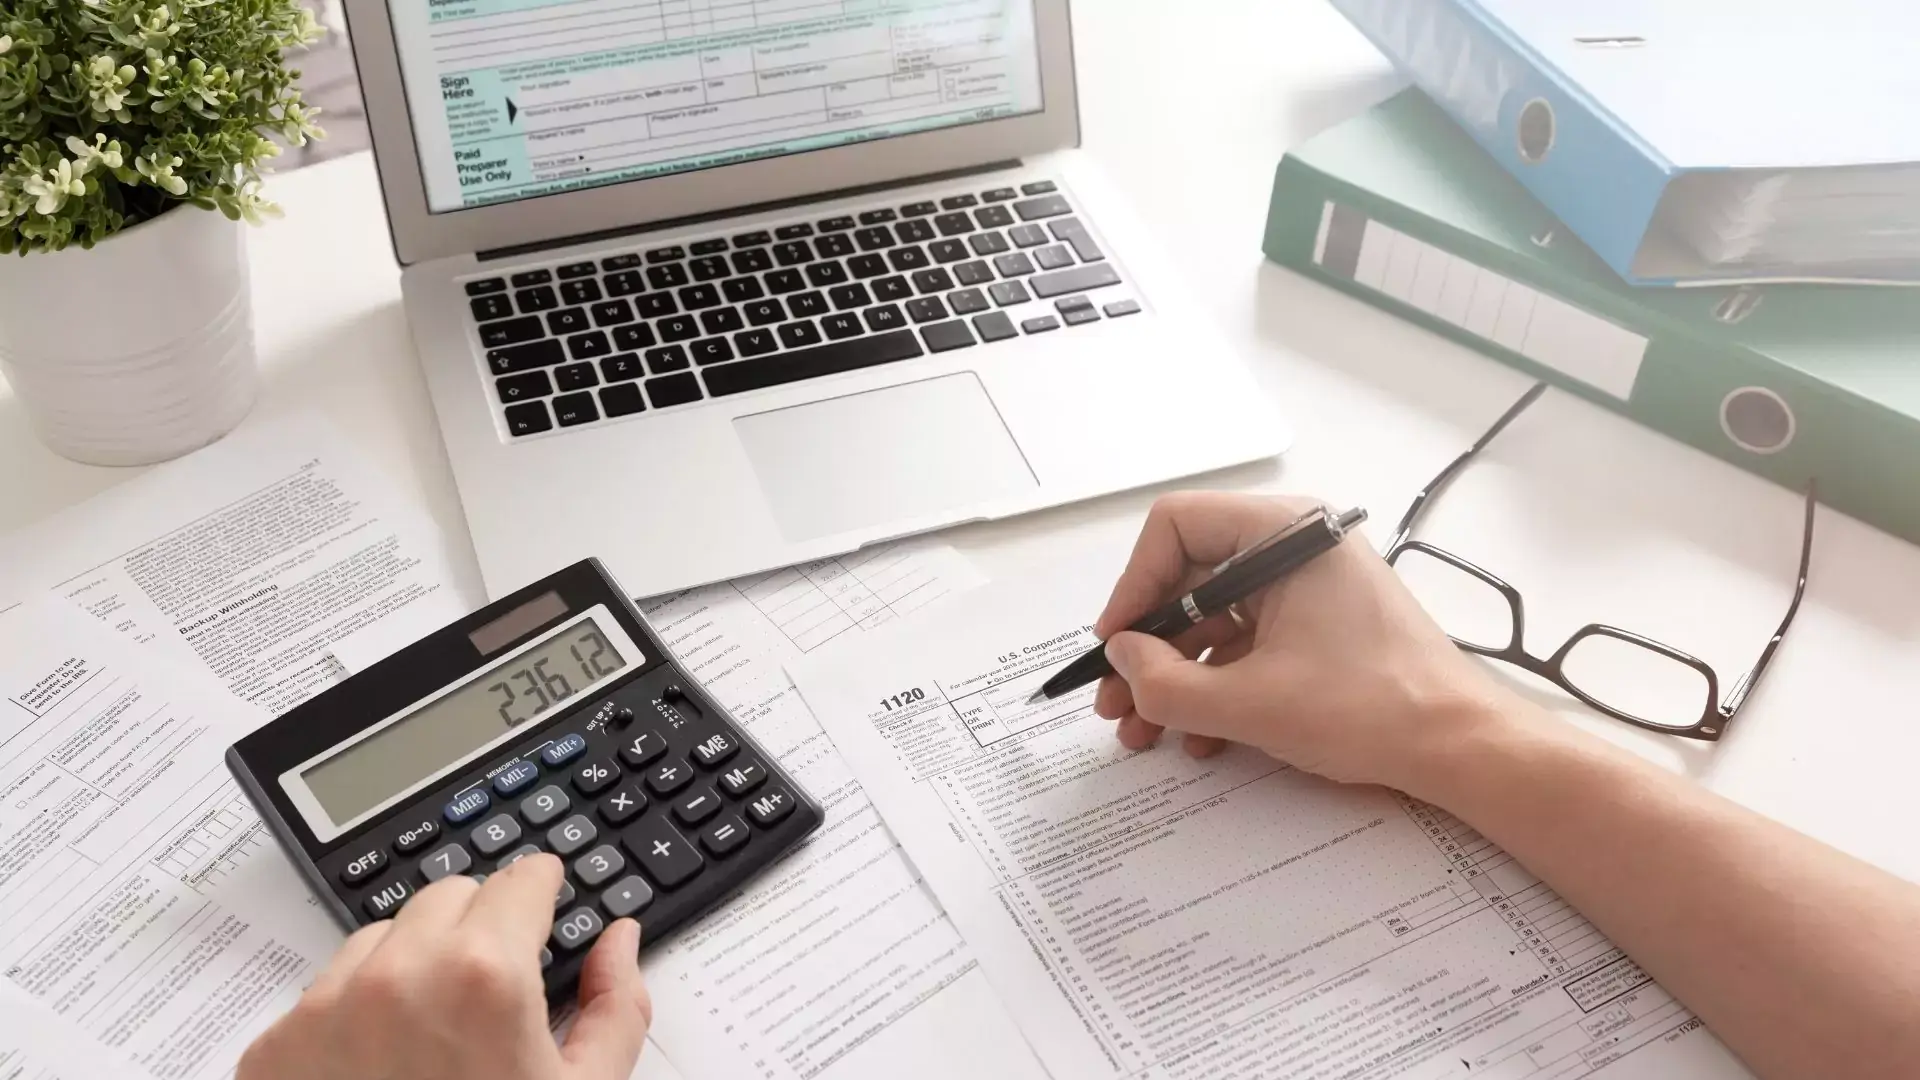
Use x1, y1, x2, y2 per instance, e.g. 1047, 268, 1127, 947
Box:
227, 558, 823, 1003
363, 876, 413, 918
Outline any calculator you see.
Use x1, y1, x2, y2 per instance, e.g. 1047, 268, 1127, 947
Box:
227, 559, 823, 999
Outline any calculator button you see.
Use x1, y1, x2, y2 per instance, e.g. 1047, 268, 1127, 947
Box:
689, 731, 739, 768
717, 758, 766, 796
617, 730, 668, 769
674, 787, 722, 827
601, 876, 655, 919
471, 814, 524, 857
555, 880, 575, 910
573, 845, 627, 889
746, 787, 797, 827
444, 789, 491, 825
598, 785, 648, 826
420, 843, 473, 883
496, 844, 543, 869
573, 758, 619, 796
492, 760, 540, 797
701, 816, 750, 858
540, 947, 552, 970
547, 815, 598, 856
339, 848, 387, 887
645, 759, 693, 797
541, 733, 589, 768
393, 818, 442, 855
519, 785, 572, 827
552, 907, 605, 953
363, 876, 413, 920
622, 818, 704, 889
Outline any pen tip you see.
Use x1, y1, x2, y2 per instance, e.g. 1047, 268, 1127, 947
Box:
1025, 689, 1048, 704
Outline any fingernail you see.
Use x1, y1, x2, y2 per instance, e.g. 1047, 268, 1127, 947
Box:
1104, 634, 1137, 678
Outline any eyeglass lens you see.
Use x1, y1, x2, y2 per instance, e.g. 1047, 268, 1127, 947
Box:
1395, 550, 1716, 729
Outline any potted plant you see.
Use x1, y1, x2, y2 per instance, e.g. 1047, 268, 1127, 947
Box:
0, 0, 324, 466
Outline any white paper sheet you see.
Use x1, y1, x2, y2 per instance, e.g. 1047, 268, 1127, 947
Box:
0, 599, 347, 1077
792, 555, 1759, 1080
0, 416, 502, 1079
0, 979, 145, 1079
629, 538, 1050, 1080
0, 414, 475, 712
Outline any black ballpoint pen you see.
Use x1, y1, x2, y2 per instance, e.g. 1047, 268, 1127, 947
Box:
1026, 505, 1368, 703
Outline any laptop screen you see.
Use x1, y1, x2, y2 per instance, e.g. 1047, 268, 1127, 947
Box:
393, 1, 1047, 214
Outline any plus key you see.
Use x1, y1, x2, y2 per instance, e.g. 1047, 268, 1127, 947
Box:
621, 817, 703, 888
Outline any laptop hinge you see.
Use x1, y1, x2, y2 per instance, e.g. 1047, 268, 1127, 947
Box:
475, 160, 1023, 264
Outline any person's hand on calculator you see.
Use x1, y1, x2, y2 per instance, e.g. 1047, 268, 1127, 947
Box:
237, 854, 652, 1080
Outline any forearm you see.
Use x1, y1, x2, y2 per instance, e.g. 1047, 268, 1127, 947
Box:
1412, 705, 1920, 1080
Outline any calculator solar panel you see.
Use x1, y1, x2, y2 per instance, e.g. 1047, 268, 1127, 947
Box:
227, 559, 822, 1000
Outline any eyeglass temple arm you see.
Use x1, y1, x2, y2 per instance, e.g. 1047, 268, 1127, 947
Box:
1388, 383, 1549, 551
1719, 483, 1817, 718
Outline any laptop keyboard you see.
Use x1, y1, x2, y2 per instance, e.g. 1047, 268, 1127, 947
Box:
462, 180, 1142, 438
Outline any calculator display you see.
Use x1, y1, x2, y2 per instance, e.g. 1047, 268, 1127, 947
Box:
301, 619, 628, 825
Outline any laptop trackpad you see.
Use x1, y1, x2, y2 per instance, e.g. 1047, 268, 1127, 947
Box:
733, 373, 1038, 542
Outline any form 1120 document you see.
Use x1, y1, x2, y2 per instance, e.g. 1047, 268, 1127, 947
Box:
790, 557, 1757, 1080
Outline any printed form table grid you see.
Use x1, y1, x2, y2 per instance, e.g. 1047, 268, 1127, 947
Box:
866, 648, 1688, 1079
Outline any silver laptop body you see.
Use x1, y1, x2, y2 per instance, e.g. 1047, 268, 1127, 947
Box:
344, 0, 1291, 598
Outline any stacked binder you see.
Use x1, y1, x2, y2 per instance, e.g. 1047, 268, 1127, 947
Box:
1326, 0, 1920, 287
1261, 1, 1920, 547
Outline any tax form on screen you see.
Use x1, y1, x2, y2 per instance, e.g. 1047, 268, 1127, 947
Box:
790, 557, 1759, 1080
394, 0, 1045, 211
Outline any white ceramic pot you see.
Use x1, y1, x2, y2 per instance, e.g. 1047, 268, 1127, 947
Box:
0, 203, 258, 466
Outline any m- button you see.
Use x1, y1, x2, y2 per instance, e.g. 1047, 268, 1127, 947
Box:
718, 758, 765, 796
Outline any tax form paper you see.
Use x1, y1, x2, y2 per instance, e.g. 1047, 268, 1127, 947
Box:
791, 560, 1758, 1080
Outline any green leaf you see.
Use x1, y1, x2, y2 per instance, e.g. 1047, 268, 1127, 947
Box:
0, 0, 325, 253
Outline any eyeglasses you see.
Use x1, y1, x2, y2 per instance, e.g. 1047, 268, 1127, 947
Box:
1383, 383, 1813, 741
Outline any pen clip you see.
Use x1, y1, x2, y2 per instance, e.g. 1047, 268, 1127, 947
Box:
1211, 505, 1330, 576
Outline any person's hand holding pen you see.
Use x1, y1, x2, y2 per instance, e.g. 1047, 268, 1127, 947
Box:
1089, 491, 1529, 799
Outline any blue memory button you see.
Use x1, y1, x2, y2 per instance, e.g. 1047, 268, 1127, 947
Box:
541, 733, 588, 768
444, 788, 491, 825
493, 760, 540, 797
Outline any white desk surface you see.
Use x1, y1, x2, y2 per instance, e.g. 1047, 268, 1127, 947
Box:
4, 0, 1917, 891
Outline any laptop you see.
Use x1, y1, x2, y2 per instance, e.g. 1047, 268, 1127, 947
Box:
346, 0, 1291, 599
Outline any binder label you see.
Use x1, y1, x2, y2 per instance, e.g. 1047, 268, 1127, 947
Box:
1314, 201, 1648, 400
